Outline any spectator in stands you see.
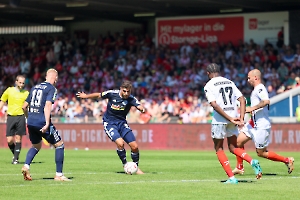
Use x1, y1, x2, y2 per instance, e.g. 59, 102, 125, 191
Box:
283, 50, 296, 64
19, 55, 31, 76
286, 72, 297, 89
138, 108, 152, 124
277, 27, 284, 49
267, 85, 277, 98
127, 106, 140, 123
277, 62, 289, 83
1, 30, 300, 124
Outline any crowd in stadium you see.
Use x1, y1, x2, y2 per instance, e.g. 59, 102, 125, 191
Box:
0, 29, 300, 123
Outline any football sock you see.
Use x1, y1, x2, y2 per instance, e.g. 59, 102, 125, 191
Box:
216, 150, 234, 177
55, 144, 65, 173
235, 146, 244, 169
233, 148, 252, 164
8, 143, 15, 155
267, 151, 289, 163
236, 156, 244, 169
117, 149, 127, 165
25, 147, 39, 165
131, 151, 140, 166
14, 142, 21, 160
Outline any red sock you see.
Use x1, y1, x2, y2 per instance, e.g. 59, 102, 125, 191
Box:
236, 147, 244, 169
216, 150, 234, 177
233, 148, 252, 164
267, 151, 289, 163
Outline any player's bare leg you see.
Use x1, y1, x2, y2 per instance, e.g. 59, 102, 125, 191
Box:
256, 148, 294, 174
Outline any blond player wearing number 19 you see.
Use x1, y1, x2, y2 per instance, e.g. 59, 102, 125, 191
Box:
204, 63, 262, 184
234, 69, 294, 175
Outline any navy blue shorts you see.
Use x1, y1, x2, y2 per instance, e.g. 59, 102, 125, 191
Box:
27, 125, 62, 145
103, 120, 136, 143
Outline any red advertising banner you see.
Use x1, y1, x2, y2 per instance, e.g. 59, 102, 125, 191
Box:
1, 123, 299, 151
156, 16, 244, 48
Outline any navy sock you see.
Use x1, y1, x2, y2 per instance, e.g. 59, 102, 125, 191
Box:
8, 143, 15, 155
14, 142, 21, 160
131, 152, 140, 166
117, 149, 127, 165
25, 147, 39, 165
55, 144, 64, 173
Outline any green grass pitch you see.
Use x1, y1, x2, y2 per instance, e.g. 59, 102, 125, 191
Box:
0, 148, 298, 200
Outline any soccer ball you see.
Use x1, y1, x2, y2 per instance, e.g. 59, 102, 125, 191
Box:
124, 162, 138, 175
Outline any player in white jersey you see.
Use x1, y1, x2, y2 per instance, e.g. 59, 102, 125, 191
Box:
235, 69, 294, 174
204, 63, 262, 184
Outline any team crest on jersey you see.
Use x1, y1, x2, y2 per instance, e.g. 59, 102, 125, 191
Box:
113, 99, 117, 102
122, 100, 127, 105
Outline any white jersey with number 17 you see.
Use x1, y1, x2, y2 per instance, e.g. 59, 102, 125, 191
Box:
204, 76, 243, 124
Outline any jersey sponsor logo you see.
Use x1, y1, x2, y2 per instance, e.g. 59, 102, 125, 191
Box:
111, 104, 125, 110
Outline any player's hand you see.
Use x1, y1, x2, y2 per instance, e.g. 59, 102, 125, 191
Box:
76, 91, 87, 99
40, 124, 49, 133
230, 118, 243, 126
237, 119, 245, 129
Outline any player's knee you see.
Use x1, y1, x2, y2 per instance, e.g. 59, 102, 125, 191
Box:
236, 141, 243, 147
228, 146, 235, 154
54, 141, 64, 149
33, 143, 42, 150
129, 142, 139, 152
55, 143, 65, 149
256, 149, 264, 157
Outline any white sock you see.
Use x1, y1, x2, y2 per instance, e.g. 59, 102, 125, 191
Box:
24, 164, 30, 169
56, 172, 63, 177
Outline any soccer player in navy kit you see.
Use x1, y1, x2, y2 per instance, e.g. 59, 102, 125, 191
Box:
21, 69, 70, 181
76, 80, 146, 174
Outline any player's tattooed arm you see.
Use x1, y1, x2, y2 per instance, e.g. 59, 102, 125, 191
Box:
246, 100, 270, 113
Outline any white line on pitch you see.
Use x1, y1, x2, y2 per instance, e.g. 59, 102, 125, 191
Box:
0, 176, 299, 188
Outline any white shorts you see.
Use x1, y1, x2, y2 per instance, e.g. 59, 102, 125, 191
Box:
239, 124, 270, 149
211, 123, 239, 139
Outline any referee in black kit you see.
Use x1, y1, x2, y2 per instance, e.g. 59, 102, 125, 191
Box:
0, 75, 29, 164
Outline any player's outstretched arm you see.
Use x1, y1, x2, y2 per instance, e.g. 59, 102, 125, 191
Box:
76, 92, 101, 99
136, 105, 146, 113
22, 101, 29, 118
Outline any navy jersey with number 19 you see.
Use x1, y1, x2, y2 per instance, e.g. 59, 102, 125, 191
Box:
25, 82, 57, 128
